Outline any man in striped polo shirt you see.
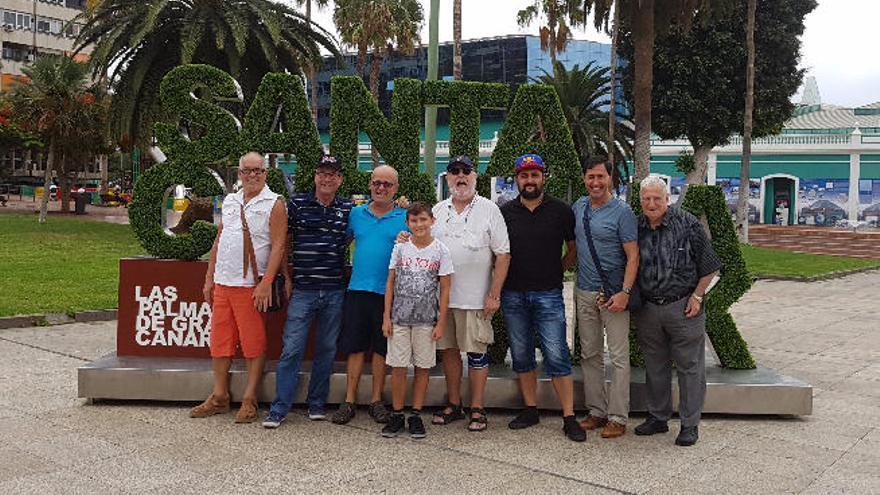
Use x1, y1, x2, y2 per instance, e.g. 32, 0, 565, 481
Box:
263, 155, 353, 429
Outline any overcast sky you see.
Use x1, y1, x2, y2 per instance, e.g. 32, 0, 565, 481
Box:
295, 0, 877, 108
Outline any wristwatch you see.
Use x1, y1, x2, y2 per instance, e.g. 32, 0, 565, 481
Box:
622, 287, 632, 295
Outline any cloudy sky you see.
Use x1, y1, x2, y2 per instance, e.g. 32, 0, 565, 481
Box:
296, 0, 877, 108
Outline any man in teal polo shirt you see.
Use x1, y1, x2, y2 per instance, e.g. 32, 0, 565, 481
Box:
331, 165, 409, 425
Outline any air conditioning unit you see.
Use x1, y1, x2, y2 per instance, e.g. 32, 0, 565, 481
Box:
2, 24, 13, 32
26, 53, 35, 62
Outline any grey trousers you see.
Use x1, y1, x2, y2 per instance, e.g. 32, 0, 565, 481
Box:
634, 297, 706, 427
575, 288, 630, 424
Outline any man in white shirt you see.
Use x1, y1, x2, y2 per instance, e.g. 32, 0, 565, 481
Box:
430, 155, 510, 431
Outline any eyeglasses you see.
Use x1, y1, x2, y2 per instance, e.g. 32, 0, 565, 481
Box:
239, 168, 266, 176
315, 171, 340, 179
370, 180, 396, 189
447, 167, 471, 176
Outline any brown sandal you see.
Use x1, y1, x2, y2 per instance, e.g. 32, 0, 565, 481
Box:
189, 394, 230, 418
234, 398, 259, 423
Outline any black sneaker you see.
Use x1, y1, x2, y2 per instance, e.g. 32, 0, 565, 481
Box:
634, 416, 669, 436
331, 401, 356, 425
381, 413, 406, 438
408, 414, 427, 439
368, 401, 391, 424
563, 415, 586, 442
508, 407, 540, 430
675, 425, 699, 446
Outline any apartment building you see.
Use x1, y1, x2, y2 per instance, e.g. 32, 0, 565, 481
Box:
0, 0, 89, 91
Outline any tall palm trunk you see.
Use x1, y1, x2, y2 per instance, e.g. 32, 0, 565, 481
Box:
607, 0, 621, 169
39, 143, 54, 224
453, 0, 462, 80
631, 0, 654, 182
369, 52, 382, 167
547, 7, 558, 66
737, 0, 757, 243
305, 0, 319, 121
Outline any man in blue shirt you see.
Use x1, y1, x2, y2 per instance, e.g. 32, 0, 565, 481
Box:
263, 155, 353, 429
572, 156, 639, 439
331, 165, 409, 425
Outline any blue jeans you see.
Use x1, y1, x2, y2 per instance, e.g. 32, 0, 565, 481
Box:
501, 289, 572, 377
269, 289, 344, 417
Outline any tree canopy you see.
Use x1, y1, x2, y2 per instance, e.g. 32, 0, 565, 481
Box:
73, 0, 341, 149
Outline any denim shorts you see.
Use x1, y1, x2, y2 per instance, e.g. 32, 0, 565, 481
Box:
501, 289, 572, 377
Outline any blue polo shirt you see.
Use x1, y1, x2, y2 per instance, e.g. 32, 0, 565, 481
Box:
347, 203, 409, 294
572, 196, 638, 291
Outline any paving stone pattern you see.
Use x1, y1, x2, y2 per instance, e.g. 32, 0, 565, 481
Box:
0, 273, 878, 494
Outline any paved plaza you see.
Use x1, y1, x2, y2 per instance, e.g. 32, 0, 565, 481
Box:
0, 273, 878, 494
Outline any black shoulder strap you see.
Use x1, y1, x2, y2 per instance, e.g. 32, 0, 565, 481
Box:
582, 203, 613, 294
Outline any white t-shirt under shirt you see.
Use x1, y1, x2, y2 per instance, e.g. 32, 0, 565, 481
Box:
432, 195, 510, 310
388, 239, 454, 325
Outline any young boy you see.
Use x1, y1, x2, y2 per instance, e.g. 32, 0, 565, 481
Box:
381, 202, 453, 438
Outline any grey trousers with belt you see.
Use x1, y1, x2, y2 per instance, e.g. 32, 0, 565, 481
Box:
634, 296, 706, 427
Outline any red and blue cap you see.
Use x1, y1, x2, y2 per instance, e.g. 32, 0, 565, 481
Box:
514, 154, 545, 173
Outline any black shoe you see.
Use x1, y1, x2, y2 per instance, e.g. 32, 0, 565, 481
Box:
368, 401, 391, 424
675, 425, 699, 446
634, 416, 669, 436
331, 401, 356, 425
408, 413, 427, 439
508, 408, 540, 430
562, 415, 586, 442
381, 413, 405, 438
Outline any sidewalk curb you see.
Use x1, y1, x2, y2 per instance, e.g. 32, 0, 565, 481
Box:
754, 265, 880, 283
0, 310, 117, 330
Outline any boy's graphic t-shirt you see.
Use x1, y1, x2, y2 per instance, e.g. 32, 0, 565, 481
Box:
388, 239, 454, 325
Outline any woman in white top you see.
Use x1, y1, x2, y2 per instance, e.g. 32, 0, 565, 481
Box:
190, 152, 288, 423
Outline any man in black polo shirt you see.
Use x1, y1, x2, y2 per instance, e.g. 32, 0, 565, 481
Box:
632, 175, 722, 446
263, 155, 353, 429
499, 153, 585, 442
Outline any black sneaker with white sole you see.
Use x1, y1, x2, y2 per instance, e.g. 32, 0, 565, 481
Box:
381, 413, 406, 438
408, 414, 427, 439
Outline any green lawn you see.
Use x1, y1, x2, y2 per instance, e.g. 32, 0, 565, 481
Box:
740, 244, 880, 278
0, 213, 144, 317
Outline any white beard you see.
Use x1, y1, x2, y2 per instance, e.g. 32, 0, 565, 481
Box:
450, 184, 477, 202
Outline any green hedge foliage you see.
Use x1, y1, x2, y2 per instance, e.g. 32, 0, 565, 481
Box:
154, 64, 243, 165
424, 80, 509, 160
326, 76, 435, 204
128, 161, 224, 260
485, 84, 582, 201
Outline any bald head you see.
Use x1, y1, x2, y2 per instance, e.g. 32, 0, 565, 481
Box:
239, 152, 266, 170
369, 165, 399, 207
371, 165, 399, 182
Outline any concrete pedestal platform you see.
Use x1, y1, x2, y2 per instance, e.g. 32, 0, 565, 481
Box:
78, 353, 812, 415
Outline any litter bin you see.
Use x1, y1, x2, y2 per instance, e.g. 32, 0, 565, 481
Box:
74, 192, 89, 215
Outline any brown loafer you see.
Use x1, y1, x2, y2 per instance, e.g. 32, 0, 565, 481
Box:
601, 420, 627, 438
579, 415, 608, 430
235, 398, 259, 424
190, 394, 230, 418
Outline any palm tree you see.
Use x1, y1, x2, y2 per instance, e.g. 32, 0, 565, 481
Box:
737, 0, 756, 243
73, 0, 341, 150
453, 0, 462, 80
534, 61, 633, 187
4, 56, 107, 222
583, 0, 721, 182
517, 1, 584, 67
291, 0, 332, 121
334, 0, 422, 166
